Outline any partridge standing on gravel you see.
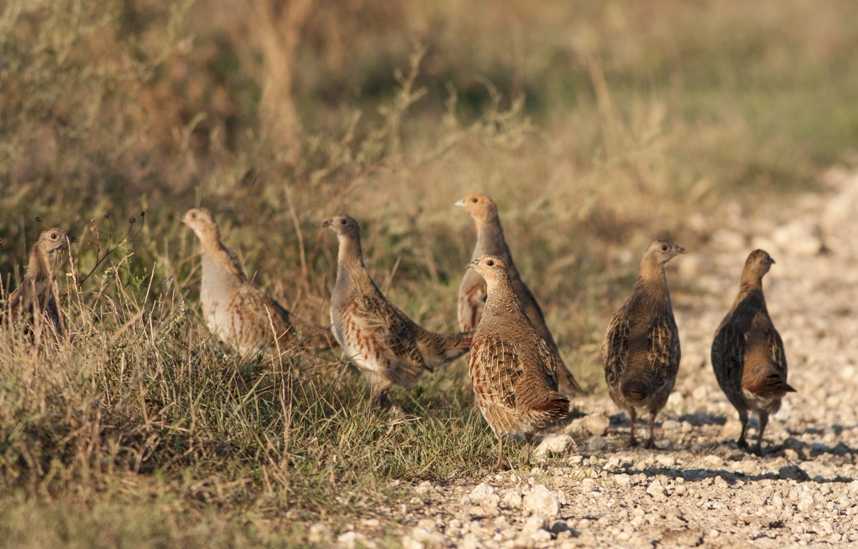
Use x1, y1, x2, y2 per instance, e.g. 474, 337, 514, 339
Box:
456, 193, 583, 396
603, 239, 685, 448
324, 215, 471, 407
5, 228, 67, 335
711, 250, 795, 454
183, 208, 334, 356
467, 255, 572, 466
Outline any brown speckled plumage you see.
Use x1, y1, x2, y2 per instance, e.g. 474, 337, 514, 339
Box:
183, 208, 335, 356
456, 192, 583, 396
5, 227, 67, 336
603, 239, 684, 448
468, 255, 571, 464
711, 249, 795, 454
325, 215, 470, 407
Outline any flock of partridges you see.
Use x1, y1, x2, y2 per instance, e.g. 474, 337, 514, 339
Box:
3, 192, 794, 465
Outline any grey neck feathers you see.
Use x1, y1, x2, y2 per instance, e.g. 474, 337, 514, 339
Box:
482, 275, 529, 324
26, 247, 52, 280
200, 241, 243, 293
335, 235, 370, 294
472, 216, 512, 263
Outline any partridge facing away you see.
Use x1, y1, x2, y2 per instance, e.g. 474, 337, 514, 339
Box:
468, 255, 572, 465
183, 208, 335, 356
324, 215, 471, 407
456, 193, 583, 397
603, 239, 685, 448
5, 228, 67, 335
711, 250, 795, 454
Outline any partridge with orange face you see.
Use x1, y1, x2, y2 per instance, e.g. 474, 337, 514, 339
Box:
325, 215, 470, 407
5, 228, 68, 335
467, 255, 573, 466
711, 250, 795, 454
456, 193, 583, 396
603, 239, 684, 448
183, 208, 334, 356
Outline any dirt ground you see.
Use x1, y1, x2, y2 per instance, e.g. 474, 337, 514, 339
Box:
319, 170, 858, 548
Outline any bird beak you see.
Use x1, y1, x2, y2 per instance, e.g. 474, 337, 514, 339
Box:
454, 199, 465, 208
322, 218, 332, 228
676, 245, 687, 255
769, 257, 776, 265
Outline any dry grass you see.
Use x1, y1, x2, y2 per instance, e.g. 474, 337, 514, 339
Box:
2, 0, 858, 545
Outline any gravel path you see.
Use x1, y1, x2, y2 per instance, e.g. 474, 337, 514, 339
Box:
330, 171, 858, 548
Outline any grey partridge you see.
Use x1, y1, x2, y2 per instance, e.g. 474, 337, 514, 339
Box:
467, 255, 572, 466
5, 227, 67, 335
183, 208, 334, 356
711, 249, 795, 454
603, 239, 685, 448
456, 192, 583, 396
324, 215, 470, 407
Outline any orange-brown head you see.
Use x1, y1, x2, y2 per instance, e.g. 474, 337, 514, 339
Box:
468, 254, 510, 287
455, 193, 499, 225
182, 208, 221, 244
35, 228, 68, 255
742, 249, 775, 281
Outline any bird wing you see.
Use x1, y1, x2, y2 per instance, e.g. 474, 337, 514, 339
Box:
742, 311, 793, 396
348, 292, 429, 378
602, 304, 631, 389
469, 334, 522, 408
231, 285, 295, 346
457, 271, 486, 332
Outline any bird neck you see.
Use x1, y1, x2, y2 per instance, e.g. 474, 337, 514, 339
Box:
472, 216, 511, 261
735, 275, 767, 310
26, 246, 54, 280
199, 238, 245, 291
634, 257, 671, 309
482, 275, 528, 324
739, 271, 765, 292
335, 235, 369, 288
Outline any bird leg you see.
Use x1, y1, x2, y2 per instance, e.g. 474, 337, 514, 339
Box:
494, 436, 508, 470
628, 408, 638, 447
755, 411, 769, 456
736, 410, 750, 451
644, 410, 657, 449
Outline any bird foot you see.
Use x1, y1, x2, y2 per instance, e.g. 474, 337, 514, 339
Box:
643, 438, 656, 450
736, 438, 751, 452
628, 437, 639, 448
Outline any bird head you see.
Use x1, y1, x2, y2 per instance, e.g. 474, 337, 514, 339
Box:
744, 249, 776, 277
646, 239, 686, 265
454, 193, 499, 224
182, 208, 219, 242
468, 254, 509, 284
322, 215, 361, 239
36, 227, 68, 256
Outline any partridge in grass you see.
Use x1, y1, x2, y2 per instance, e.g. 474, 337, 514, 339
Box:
324, 215, 471, 407
456, 192, 583, 396
711, 250, 795, 455
183, 208, 334, 356
468, 255, 572, 466
5, 228, 67, 335
603, 239, 685, 448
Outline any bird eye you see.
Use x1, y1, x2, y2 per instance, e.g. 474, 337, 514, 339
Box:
340, 219, 346, 225
486, 259, 494, 266
661, 244, 668, 252
50, 232, 58, 240
471, 198, 478, 203
189, 212, 197, 219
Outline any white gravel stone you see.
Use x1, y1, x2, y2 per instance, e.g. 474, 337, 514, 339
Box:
534, 434, 574, 459
524, 484, 561, 517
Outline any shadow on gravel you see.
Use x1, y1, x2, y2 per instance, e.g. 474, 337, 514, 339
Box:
777, 437, 858, 460
677, 412, 726, 427
621, 465, 854, 485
